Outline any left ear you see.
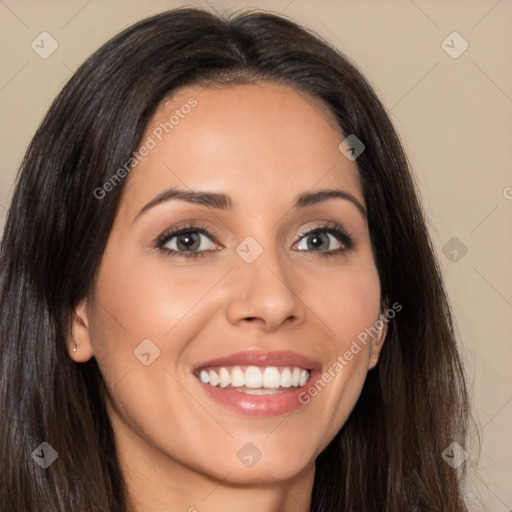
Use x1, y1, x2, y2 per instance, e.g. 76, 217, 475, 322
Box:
367, 305, 389, 370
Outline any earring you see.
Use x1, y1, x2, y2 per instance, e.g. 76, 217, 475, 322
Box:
72, 337, 78, 353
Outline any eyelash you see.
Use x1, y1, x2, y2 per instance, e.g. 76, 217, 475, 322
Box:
155, 222, 356, 260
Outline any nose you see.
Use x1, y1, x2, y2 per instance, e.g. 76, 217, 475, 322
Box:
225, 241, 306, 332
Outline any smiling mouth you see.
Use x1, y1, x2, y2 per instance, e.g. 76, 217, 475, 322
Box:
194, 365, 312, 395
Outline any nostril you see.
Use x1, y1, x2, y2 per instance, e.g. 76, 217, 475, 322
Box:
242, 317, 260, 324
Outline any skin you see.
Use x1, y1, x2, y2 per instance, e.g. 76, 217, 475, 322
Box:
69, 82, 387, 512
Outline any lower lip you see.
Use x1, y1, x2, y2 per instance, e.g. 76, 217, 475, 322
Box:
196, 371, 319, 416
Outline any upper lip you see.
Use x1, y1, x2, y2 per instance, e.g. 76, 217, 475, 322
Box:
193, 350, 322, 372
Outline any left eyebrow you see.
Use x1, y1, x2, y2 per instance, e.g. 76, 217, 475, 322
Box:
294, 189, 367, 218
134, 187, 367, 222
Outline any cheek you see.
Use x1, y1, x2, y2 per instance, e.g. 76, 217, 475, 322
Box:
86, 243, 235, 411
318, 257, 382, 344
296, 259, 381, 446
90, 248, 214, 344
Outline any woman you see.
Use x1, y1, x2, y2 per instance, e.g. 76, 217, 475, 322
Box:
0, 7, 470, 511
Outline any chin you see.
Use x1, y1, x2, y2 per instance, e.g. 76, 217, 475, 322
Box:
199, 452, 315, 485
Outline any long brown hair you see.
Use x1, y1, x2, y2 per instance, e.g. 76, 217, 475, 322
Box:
0, 7, 470, 511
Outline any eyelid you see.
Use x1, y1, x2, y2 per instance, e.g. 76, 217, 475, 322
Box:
295, 222, 355, 252
155, 222, 221, 248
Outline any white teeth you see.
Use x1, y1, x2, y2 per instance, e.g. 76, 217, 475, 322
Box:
231, 367, 245, 387
196, 365, 311, 391
240, 388, 289, 395
245, 366, 263, 388
199, 370, 209, 384
219, 367, 230, 388
299, 369, 309, 387
208, 370, 219, 386
292, 367, 301, 387
262, 367, 281, 388
280, 367, 292, 387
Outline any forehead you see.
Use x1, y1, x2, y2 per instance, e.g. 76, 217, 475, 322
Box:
121, 82, 364, 213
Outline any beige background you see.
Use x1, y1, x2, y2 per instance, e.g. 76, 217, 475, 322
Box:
1, 0, 511, 509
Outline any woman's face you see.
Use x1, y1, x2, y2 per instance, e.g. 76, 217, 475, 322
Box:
70, 82, 386, 485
